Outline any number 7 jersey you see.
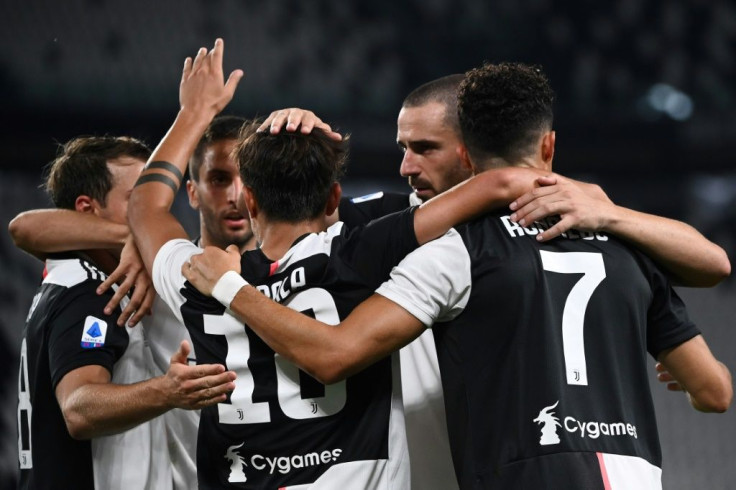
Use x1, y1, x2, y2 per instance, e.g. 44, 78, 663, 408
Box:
376, 210, 701, 489
152, 210, 418, 489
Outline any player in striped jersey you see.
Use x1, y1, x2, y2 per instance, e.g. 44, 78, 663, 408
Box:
16, 136, 235, 490
182, 63, 732, 489
129, 39, 548, 489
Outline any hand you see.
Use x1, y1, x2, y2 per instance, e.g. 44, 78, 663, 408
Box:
182, 244, 242, 296
257, 107, 342, 141
97, 237, 156, 327
656, 362, 685, 392
164, 340, 236, 410
179, 38, 243, 118
509, 174, 616, 241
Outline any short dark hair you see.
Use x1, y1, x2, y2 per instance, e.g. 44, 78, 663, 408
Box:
402, 74, 464, 135
189, 115, 247, 182
235, 122, 348, 222
458, 62, 555, 166
45, 136, 151, 209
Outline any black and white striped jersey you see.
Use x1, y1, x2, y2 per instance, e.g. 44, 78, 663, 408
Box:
339, 191, 460, 490
376, 210, 700, 490
152, 209, 418, 490
18, 257, 172, 490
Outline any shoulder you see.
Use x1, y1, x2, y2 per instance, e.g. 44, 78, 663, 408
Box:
44, 258, 107, 289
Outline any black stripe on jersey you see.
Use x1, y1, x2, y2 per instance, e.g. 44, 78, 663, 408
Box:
79, 259, 103, 282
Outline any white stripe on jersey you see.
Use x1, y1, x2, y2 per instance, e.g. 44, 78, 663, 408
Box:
375, 229, 471, 326
44, 258, 105, 287
598, 452, 662, 490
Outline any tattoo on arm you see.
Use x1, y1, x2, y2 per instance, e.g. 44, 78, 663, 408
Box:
134, 173, 179, 194
145, 161, 184, 181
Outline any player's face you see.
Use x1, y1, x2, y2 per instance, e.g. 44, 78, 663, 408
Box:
98, 156, 145, 225
397, 101, 472, 202
188, 138, 253, 250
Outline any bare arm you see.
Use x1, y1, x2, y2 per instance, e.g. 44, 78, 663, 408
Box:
8, 210, 154, 326
656, 335, 732, 413
184, 246, 425, 384
8, 209, 128, 261
129, 39, 242, 273
413, 166, 549, 245
56, 341, 235, 439
510, 175, 731, 287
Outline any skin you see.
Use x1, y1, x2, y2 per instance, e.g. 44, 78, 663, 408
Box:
396, 102, 473, 202
186, 138, 256, 251
52, 156, 236, 439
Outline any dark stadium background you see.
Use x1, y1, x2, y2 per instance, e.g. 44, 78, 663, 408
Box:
1, 1, 734, 488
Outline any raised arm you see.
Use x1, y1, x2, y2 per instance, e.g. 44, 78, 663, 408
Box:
656, 335, 732, 413
9, 209, 127, 260
509, 175, 731, 287
128, 38, 242, 273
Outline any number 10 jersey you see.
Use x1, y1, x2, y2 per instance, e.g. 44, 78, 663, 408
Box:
152, 210, 418, 489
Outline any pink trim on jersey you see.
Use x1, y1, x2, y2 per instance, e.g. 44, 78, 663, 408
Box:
269, 261, 279, 276
597, 452, 613, 490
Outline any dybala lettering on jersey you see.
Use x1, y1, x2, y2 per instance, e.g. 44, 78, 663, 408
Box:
80, 316, 108, 348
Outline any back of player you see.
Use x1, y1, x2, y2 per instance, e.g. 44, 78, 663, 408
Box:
435, 210, 698, 489
153, 209, 417, 489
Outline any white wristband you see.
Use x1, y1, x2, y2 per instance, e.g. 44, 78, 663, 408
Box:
211, 270, 248, 308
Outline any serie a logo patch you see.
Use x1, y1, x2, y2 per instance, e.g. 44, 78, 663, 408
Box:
81, 316, 108, 348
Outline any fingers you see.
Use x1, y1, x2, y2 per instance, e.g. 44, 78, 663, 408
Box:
171, 340, 191, 365
97, 268, 122, 296
535, 217, 572, 242
226, 244, 240, 256
181, 259, 194, 281
191, 46, 208, 73
105, 272, 134, 317
224, 69, 244, 99
509, 185, 559, 212
182, 57, 193, 83
127, 280, 156, 327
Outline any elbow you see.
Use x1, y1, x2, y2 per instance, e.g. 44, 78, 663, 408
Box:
309, 359, 352, 385
693, 378, 733, 414
703, 247, 731, 287
61, 409, 95, 440
8, 215, 30, 249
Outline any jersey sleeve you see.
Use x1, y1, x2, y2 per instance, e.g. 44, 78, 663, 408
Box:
641, 257, 701, 357
338, 192, 412, 228
375, 229, 472, 326
48, 282, 129, 389
340, 207, 420, 287
152, 239, 203, 324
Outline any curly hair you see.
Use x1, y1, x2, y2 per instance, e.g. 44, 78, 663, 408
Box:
458, 62, 554, 166
235, 121, 348, 222
45, 136, 151, 209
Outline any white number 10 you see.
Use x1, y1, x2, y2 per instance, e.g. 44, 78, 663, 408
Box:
540, 251, 606, 386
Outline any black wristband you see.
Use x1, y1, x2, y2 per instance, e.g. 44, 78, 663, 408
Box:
145, 161, 184, 181
134, 173, 179, 193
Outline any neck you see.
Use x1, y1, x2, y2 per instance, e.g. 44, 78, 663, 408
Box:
256, 217, 327, 260
477, 155, 548, 172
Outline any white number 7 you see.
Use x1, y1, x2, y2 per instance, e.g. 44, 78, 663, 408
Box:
540, 251, 606, 386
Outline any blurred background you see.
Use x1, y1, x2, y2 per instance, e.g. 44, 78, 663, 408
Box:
1, 0, 734, 488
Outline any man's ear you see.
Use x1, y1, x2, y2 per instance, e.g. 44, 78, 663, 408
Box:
242, 186, 258, 220
325, 182, 342, 217
75, 195, 98, 215
457, 144, 478, 175
541, 130, 555, 169
186, 179, 200, 210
